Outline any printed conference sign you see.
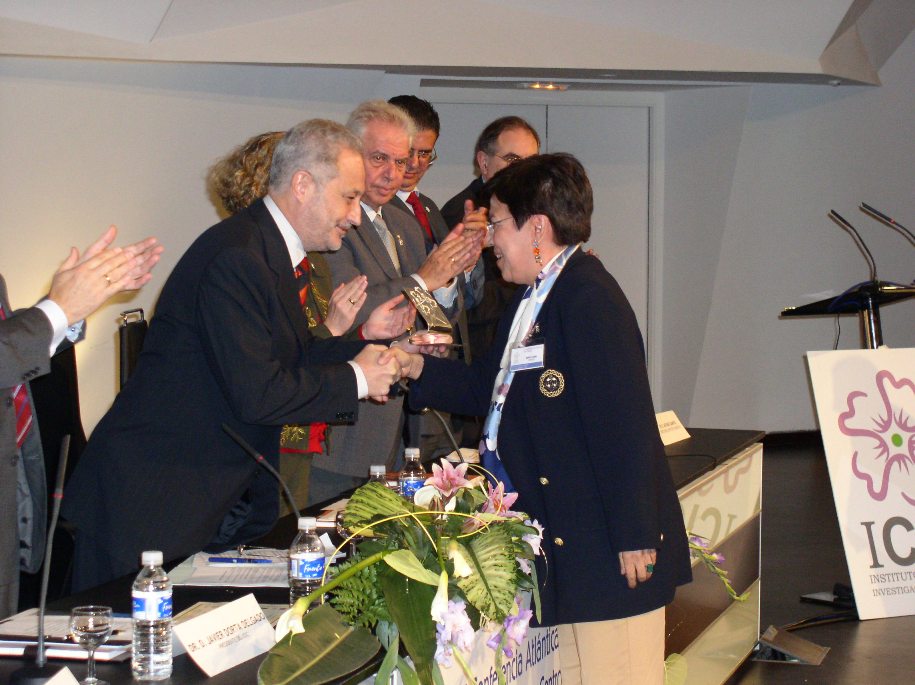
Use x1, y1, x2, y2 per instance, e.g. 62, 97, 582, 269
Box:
807, 348, 915, 620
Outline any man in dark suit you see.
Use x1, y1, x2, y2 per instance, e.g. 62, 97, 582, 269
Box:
316, 101, 478, 501
1, 227, 161, 617
440, 116, 540, 362
63, 119, 409, 591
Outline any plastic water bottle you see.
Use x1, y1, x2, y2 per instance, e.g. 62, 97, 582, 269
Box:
131, 550, 173, 680
289, 516, 325, 607
398, 448, 426, 501
369, 464, 387, 484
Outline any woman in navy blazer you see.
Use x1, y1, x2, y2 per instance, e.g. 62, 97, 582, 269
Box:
407, 154, 691, 684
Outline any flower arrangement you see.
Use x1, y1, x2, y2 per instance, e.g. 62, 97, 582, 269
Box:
258, 460, 544, 685
688, 534, 749, 601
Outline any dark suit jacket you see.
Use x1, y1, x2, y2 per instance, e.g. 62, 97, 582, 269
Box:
62, 200, 369, 590
409, 249, 691, 625
440, 177, 520, 358
440, 177, 485, 231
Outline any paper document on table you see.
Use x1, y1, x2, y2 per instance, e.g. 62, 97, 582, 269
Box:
316, 498, 348, 528
0, 608, 132, 661
170, 552, 288, 588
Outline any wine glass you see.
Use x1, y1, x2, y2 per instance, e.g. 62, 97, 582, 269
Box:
69, 605, 113, 685
335, 510, 361, 557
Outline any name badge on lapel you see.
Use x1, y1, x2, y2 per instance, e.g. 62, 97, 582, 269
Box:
510, 343, 545, 372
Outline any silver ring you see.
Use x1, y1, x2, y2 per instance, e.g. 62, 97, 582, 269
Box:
103, 273, 112, 286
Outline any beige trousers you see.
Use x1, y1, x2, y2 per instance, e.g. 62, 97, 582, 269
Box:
557, 607, 665, 685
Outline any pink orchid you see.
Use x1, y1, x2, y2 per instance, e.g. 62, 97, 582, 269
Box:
424, 459, 471, 498
482, 481, 520, 517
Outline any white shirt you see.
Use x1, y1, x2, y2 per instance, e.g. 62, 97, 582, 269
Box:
35, 299, 82, 354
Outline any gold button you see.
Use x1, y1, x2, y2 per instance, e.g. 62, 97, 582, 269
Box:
553, 537, 564, 546
539, 477, 550, 486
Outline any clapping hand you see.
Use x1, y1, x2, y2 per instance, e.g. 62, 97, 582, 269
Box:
362, 294, 416, 340
324, 275, 368, 336
49, 225, 162, 325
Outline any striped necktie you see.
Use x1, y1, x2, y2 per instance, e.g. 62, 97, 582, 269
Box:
372, 211, 402, 275
0, 303, 33, 448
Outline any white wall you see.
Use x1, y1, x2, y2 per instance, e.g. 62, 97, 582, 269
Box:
665, 31, 915, 431
0, 58, 404, 431
2, 33, 913, 436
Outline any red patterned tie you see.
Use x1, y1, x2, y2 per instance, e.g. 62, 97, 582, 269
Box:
406, 191, 435, 244
0, 303, 33, 448
293, 255, 310, 308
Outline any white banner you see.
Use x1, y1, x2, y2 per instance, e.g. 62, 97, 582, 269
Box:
807, 348, 915, 620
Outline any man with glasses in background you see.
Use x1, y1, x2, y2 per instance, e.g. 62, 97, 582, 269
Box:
440, 116, 540, 376
317, 101, 478, 499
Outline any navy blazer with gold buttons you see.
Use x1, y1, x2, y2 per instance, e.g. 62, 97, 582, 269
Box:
409, 249, 692, 626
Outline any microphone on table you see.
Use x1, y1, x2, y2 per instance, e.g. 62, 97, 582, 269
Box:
859, 202, 915, 246
221, 424, 302, 520
419, 407, 466, 464
828, 209, 878, 282
10, 436, 70, 685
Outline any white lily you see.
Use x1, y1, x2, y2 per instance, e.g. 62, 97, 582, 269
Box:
448, 541, 474, 578
430, 570, 450, 622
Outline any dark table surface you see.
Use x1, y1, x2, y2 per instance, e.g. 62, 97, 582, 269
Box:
1, 428, 765, 683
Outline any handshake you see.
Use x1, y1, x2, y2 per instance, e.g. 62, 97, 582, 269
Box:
351, 338, 446, 402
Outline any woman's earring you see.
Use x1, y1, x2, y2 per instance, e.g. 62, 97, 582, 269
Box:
533, 226, 543, 264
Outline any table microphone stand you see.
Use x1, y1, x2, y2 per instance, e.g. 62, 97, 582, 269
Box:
11, 436, 70, 684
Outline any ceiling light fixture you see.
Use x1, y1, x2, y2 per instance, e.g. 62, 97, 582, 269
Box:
523, 81, 569, 91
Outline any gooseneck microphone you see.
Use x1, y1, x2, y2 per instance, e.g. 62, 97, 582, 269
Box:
221, 424, 302, 520
419, 407, 465, 463
860, 202, 915, 246
10, 436, 70, 684
828, 210, 878, 282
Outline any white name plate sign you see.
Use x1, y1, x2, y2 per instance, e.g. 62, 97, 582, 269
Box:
47, 667, 79, 684
173, 593, 275, 676
656, 410, 690, 446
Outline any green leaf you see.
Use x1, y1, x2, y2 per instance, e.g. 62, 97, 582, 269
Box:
373, 633, 399, 685
379, 569, 437, 685
344, 482, 414, 535
396, 657, 421, 685
383, 549, 441, 586
664, 652, 688, 685
457, 527, 518, 621
257, 604, 380, 685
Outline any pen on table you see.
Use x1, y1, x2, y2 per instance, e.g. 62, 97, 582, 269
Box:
207, 556, 274, 565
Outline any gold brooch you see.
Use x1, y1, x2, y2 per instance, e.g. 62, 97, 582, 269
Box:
539, 369, 564, 397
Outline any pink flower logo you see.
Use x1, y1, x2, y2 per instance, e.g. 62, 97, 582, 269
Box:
839, 370, 915, 505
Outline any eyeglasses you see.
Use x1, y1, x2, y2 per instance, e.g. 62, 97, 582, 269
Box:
486, 216, 515, 232
410, 148, 438, 165
495, 153, 523, 165
367, 152, 409, 171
